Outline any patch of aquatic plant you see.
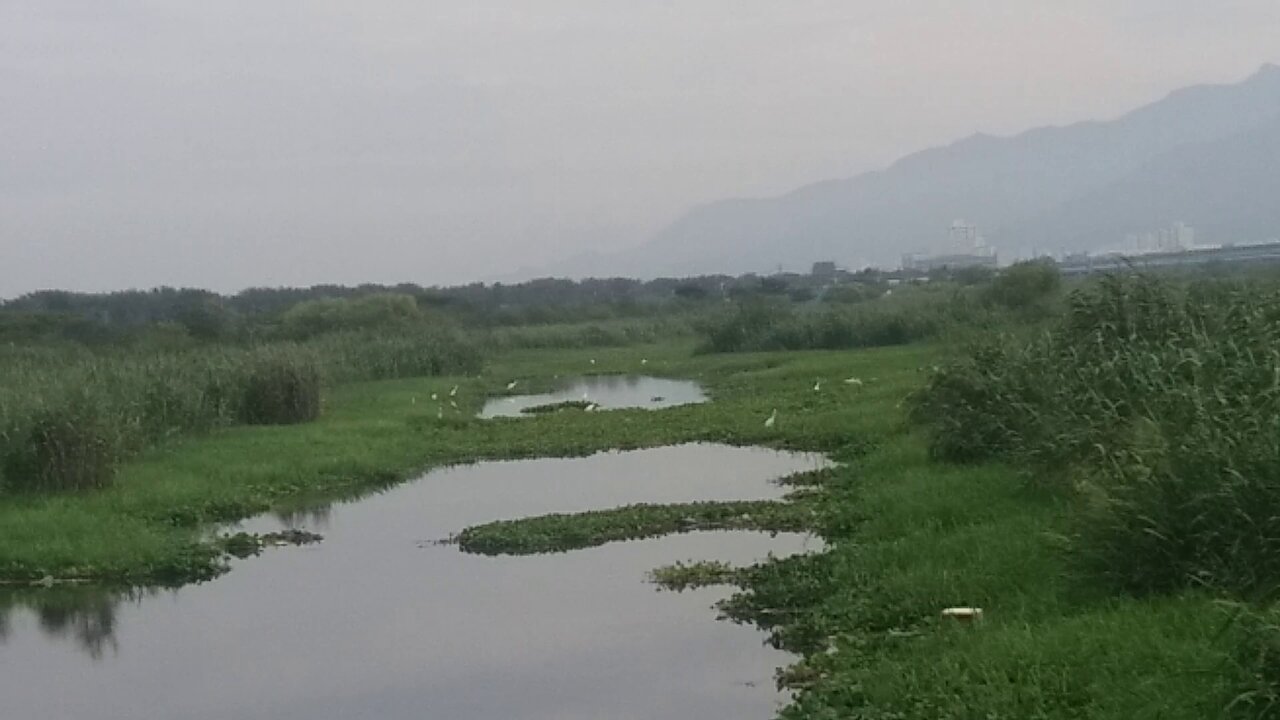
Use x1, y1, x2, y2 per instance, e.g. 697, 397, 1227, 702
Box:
454, 500, 814, 555
648, 560, 742, 591
520, 400, 592, 414
220, 529, 324, 558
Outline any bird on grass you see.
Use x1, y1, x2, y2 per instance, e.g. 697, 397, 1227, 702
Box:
449, 400, 458, 409
641, 358, 648, 365
437, 406, 444, 419
813, 379, 822, 392
449, 385, 459, 397
764, 409, 778, 428
941, 607, 983, 623
585, 403, 599, 412
843, 377, 863, 386
430, 393, 438, 400
506, 380, 518, 390
590, 358, 597, 365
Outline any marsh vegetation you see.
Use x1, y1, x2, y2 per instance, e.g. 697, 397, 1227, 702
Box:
4, 266, 1280, 718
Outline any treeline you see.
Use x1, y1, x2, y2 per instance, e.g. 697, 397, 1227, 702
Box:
697, 261, 1061, 353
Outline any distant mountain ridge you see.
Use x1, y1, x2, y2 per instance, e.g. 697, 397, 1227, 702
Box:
563, 64, 1280, 277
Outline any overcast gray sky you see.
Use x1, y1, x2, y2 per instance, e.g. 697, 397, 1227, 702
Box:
2, 1, 1278, 296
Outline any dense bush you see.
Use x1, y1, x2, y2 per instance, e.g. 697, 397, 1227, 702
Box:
911, 274, 1280, 597
2, 404, 117, 492
700, 288, 989, 353
240, 355, 322, 425
0, 327, 482, 493
982, 260, 1061, 310
279, 293, 424, 340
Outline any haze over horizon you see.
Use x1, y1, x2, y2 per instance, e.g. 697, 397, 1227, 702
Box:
4, 2, 1279, 297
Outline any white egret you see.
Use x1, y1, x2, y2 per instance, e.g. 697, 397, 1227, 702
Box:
430, 393, 438, 400
449, 400, 458, 409
641, 358, 648, 365
764, 409, 778, 428
590, 358, 596, 365
449, 385, 458, 397
437, 406, 443, 419
813, 379, 822, 392
941, 607, 983, 623
843, 377, 863, 386
585, 403, 599, 412
506, 380, 518, 390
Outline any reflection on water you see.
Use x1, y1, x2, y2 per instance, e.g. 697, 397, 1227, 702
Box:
0, 586, 159, 660
480, 375, 707, 418
272, 504, 334, 530
0, 444, 829, 720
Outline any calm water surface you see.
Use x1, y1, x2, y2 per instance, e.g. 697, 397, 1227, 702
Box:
479, 375, 707, 418
0, 444, 829, 720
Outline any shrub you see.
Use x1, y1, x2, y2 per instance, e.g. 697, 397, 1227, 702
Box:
912, 273, 1280, 597
983, 260, 1061, 311
2, 405, 118, 492
279, 293, 423, 340
239, 355, 322, 425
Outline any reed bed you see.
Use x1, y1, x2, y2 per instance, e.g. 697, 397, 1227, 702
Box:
911, 274, 1280, 599
0, 328, 480, 492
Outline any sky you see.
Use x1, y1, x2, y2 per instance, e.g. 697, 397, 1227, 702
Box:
2, 1, 1279, 297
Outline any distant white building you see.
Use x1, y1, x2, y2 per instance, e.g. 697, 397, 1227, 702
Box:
901, 220, 998, 272
1125, 222, 1195, 254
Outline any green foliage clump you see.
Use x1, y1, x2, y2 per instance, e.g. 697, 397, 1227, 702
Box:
2, 405, 117, 492
982, 260, 1061, 310
455, 499, 810, 555
912, 273, 1280, 597
699, 288, 990, 353
279, 293, 424, 340
239, 354, 322, 425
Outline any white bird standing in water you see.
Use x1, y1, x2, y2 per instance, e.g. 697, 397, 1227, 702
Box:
764, 409, 778, 428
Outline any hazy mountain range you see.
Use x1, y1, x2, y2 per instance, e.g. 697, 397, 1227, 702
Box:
552, 64, 1280, 278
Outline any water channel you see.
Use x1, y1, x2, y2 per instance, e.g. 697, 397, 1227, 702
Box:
0, 444, 830, 720
478, 375, 707, 418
